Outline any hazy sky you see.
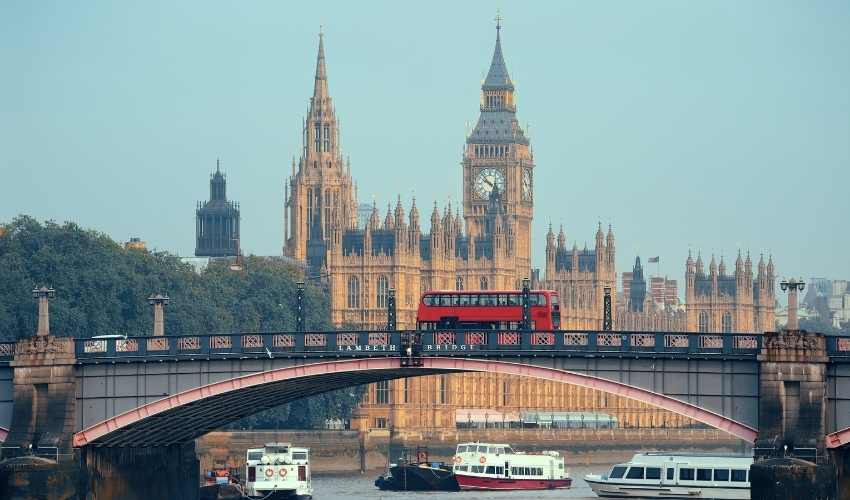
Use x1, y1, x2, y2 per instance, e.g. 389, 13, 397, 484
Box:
2, 1, 848, 288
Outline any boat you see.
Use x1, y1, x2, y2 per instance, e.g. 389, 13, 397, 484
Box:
584, 452, 753, 499
451, 442, 571, 490
374, 448, 459, 491
243, 443, 312, 500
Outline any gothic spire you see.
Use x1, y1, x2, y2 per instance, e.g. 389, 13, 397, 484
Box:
483, 14, 514, 91
313, 30, 329, 101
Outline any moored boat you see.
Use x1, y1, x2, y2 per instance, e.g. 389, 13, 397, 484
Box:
451, 442, 571, 490
374, 448, 459, 491
244, 443, 312, 500
584, 452, 752, 499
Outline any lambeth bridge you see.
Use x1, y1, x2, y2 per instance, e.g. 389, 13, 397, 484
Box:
0, 300, 849, 497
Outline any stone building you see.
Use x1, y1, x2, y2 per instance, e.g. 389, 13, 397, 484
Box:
616, 256, 687, 332
195, 160, 241, 257
685, 251, 776, 333
542, 224, 617, 329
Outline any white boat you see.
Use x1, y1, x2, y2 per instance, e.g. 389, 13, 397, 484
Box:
452, 442, 571, 490
585, 453, 752, 499
244, 442, 312, 499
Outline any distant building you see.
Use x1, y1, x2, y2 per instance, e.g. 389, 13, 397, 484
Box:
616, 256, 686, 332
685, 251, 775, 333
803, 278, 850, 328
124, 237, 147, 251
195, 160, 241, 257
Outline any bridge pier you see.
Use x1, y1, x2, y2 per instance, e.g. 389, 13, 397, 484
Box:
752, 329, 836, 499
79, 443, 199, 500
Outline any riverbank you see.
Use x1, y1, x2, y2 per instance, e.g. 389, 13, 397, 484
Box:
196, 428, 747, 475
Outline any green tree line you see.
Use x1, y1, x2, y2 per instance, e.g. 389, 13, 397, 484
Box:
0, 215, 364, 429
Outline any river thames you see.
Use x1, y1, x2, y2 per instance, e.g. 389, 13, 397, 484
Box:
311, 464, 610, 500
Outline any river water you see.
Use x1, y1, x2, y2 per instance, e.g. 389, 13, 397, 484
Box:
312, 464, 611, 500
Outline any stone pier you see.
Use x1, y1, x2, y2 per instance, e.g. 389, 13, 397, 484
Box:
751, 329, 836, 499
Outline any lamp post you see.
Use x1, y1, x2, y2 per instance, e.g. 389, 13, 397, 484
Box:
295, 282, 305, 332
386, 288, 396, 331
603, 287, 612, 331
779, 278, 805, 330
147, 293, 170, 336
521, 277, 531, 331
32, 286, 56, 336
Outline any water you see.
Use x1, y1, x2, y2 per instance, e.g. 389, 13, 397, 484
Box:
312, 464, 611, 500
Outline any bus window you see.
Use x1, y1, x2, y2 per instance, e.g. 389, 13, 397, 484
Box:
532, 293, 545, 305
468, 294, 479, 306
507, 294, 519, 306
440, 295, 451, 306
423, 296, 433, 306
481, 295, 495, 306
459, 295, 470, 306
451, 294, 460, 306
497, 294, 508, 306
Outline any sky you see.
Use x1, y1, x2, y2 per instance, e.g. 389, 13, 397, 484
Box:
1, 1, 848, 292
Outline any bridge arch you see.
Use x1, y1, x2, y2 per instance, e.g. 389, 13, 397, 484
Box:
74, 357, 757, 447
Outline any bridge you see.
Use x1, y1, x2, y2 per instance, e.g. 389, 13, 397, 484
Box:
0, 296, 849, 498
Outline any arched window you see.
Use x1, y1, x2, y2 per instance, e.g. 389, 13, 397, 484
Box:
323, 124, 330, 151
480, 276, 488, 290
722, 312, 733, 333
314, 122, 321, 152
698, 311, 709, 332
347, 276, 360, 309
456, 276, 464, 291
376, 275, 389, 309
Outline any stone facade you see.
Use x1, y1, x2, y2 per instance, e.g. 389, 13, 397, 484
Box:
686, 251, 776, 333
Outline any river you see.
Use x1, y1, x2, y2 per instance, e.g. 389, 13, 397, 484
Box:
311, 464, 611, 500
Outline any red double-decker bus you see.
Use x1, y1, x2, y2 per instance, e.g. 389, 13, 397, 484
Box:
416, 290, 561, 330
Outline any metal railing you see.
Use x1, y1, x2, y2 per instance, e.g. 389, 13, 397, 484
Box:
72, 330, 766, 361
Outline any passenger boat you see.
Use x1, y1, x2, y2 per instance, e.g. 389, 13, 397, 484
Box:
244, 443, 312, 499
451, 442, 571, 490
374, 448, 459, 491
584, 452, 753, 499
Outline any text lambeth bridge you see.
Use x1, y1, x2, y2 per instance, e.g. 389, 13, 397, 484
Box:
0, 292, 849, 498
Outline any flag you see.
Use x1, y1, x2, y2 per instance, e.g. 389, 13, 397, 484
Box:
648, 256, 660, 263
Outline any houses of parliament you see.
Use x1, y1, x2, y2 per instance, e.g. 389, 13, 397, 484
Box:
200, 21, 777, 432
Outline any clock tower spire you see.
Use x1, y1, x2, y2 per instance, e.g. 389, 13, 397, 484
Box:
463, 16, 534, 282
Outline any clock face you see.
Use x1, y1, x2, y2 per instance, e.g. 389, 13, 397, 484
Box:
522, 168, 532, 201
474, 167, 506, 200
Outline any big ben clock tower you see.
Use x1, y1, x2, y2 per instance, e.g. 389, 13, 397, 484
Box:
462, 17, 533, 282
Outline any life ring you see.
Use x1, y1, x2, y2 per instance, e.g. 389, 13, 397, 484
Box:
452, 455, 462, 464
479, 456, 486, 464
265, 468, 274, 477
279, 468, 287, 478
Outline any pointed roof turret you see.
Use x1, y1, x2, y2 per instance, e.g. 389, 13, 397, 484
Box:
312, 30, 329, 100
696, 252, 704, 274
394, 195, 405, 227
719, 255, 727, 276
557, 224, 566, 249
546, 223, 555, 248
709, 255, 718, 276
606, 224, 615, 246
368, 201, 380, 230
735, 250, 744, 273
483, 16, 514, 91
409, 197, 420, 228
686, 250, 694, 267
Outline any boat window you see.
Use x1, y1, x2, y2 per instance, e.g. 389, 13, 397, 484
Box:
496, 466, 504, 475
495, 447, 505, 455
731, 469, 747, 482
477, 446, 488, 453
455, 465, 467, 472
679, 468, 695, 480
646, 467, 661, 480
472, 466, 484, 473
666, 468, 674, 480
713, 469, 729, 481
626, 467, 645, 479
456, 445, 467, 453
292, 452, 307, 460
485, 466, 496, 474
504, 446, 514, 454
247, 451, 263, 461
609, 466, 627, 479
697, 468, 712, 481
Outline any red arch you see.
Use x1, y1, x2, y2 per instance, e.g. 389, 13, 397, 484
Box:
826, 427, 850, 449
73, 357, 757, 447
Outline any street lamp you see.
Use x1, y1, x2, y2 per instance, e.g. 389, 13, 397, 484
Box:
779, 278, 805, 330
603, 287, 613, 331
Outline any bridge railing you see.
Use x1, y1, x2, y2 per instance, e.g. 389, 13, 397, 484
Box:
72, 330, 765, 361
0, 342, 14, 362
